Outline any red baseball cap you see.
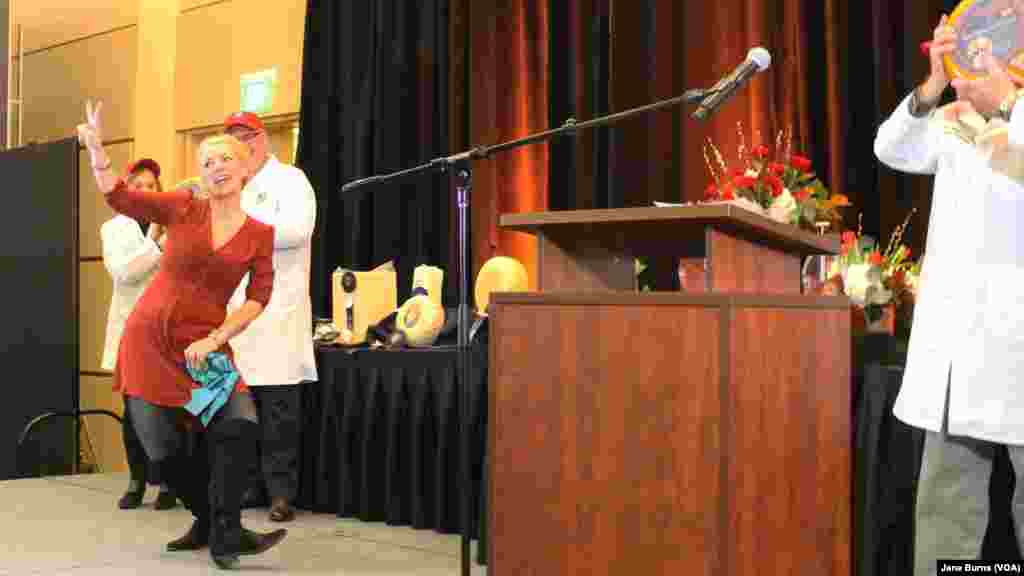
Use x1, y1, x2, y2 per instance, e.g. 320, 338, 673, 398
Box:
224, 111, 265, 133
126, 158, 161, 178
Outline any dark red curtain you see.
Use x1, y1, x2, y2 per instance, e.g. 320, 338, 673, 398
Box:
460, 0, 968, 284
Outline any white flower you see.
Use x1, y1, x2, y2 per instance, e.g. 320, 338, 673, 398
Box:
842, 263, 892, 307
768, 188, 797, 224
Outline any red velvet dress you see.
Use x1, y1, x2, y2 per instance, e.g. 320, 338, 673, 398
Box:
105, 180, 275, 407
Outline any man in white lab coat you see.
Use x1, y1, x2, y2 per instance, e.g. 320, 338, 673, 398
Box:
224, 112, 317, 523
874, 16, 1024, 574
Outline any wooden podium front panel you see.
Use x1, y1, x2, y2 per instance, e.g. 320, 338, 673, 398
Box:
489, 293, 851, 576
490, 298, 724, 575
726, 306, 851, 576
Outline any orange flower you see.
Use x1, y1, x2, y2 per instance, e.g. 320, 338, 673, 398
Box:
841, 231, 857, 247
830, 193, 850, 206
869, 251, 882, 265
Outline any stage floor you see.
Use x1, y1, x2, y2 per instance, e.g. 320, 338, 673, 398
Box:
1, 473, 486, 575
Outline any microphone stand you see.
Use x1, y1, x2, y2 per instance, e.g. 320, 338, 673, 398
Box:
340, 85, 718, 576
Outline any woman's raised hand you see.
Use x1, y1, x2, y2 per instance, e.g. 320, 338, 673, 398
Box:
76, 100, 104, 152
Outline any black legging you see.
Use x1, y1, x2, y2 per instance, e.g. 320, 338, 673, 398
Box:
125, 391, 258, 462
121, 398, 149, 485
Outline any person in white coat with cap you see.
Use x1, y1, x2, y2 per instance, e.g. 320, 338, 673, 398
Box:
224, 112, 317, 523
101, 158, 176, 511
874, 15, 1024, 574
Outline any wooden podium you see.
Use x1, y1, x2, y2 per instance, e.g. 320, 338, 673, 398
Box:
488, 205, 851, 576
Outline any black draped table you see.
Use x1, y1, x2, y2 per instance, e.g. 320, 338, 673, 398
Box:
295, 332, 489, 564
854, 334, 1019, 576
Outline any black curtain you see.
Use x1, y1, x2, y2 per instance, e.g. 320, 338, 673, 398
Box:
297, 0, 454, 318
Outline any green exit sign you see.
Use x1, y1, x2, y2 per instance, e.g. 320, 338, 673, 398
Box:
240, 68, 277, 115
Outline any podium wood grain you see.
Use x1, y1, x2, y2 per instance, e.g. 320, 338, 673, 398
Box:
489, 293, 851, 576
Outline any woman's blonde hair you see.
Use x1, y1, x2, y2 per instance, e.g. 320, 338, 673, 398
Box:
196, 134, 250, 195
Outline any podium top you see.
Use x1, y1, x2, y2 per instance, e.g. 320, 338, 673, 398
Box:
499, 204, 839, 256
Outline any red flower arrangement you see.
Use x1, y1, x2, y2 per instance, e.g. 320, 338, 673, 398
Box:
703, 124, 850, 229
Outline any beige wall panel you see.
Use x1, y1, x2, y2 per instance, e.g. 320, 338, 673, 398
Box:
80, 261, 114, 375
79, 374, 127, 474
232, 0, 306, 118
180, 0, 227, 12
79, 142, 134, 260
17, 0, 138, 53
174, 2, 236, 131
175, 0, 306, 131
134, 0, 179, 182
21, 27, 137, 145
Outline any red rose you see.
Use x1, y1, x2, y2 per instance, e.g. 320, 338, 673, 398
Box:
793, 187, 811, 202
869, 251, 882, 265
790, 155, 812, 172
733, 175, 757, 189
767, 162, 786, 176
753, 145, 769, 159
729, 167, 746, 178
721, 183, 736, 200
765, 174, 784, 197
705, 183, 718, 200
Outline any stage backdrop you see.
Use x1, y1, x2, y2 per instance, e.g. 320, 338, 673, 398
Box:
465, 0, 963, 274
297, 1, 456, 317
0, 138, 79, 480
298, 0, 960, 314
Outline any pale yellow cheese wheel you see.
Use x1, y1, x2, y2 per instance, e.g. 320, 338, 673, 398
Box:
474, 256, 528, 315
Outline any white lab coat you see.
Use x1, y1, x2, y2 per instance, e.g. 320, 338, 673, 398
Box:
100, 215, 161, 371
875, 92, 1024, 445
228, 155, 318, 386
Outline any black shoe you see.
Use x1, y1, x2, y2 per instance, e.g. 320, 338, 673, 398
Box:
166, 520, 209, 551
154, 490, 177, 510
237, 527, 287, 556
118, 489, 144, 510
208, 528, 285, 569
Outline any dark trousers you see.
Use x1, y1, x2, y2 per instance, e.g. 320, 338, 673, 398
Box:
246, 385, 302, 502
122, 397, 150, 485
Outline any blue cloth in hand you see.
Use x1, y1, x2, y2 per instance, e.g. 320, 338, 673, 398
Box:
183, 352, 239, 426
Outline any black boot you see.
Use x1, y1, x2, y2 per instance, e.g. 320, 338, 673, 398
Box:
167, 519, 209, 551
158, 431, 211, 552
208, 418, 287, 568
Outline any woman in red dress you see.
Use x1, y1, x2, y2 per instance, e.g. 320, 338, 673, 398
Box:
77, 100, 285, 569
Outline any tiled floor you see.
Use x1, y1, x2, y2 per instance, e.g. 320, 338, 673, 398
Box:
1, 473, 487, 575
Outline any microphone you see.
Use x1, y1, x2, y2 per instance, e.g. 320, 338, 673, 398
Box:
692, 47, 772, 121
